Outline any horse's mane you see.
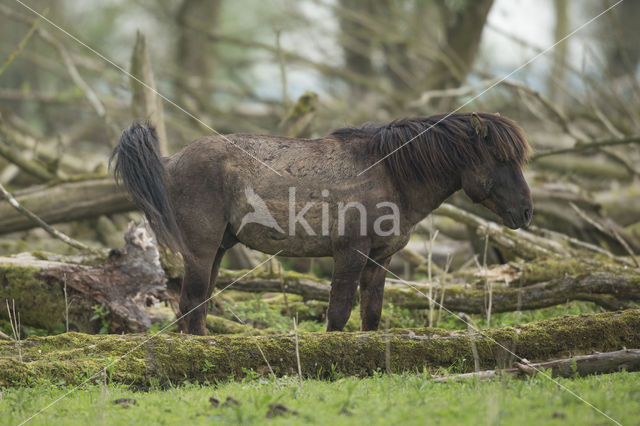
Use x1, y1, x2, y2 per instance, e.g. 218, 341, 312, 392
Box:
331, 112, 531, 184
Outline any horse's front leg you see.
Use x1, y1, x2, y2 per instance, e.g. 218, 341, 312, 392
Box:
359, 256, 391, 331
326, 245, 369, 331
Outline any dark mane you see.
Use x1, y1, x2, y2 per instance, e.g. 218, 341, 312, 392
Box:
332, 112, 531, 184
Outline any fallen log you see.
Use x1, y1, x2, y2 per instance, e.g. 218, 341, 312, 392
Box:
0, 224, 169, 333
435, 349, 640, 382
0, 177, 133, 235
3, 245, 636, 334
1, 310, 638, 386
216, 265, 639, 313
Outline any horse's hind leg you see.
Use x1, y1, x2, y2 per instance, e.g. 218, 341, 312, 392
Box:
178, 226, 225, 335
359, 257, 391, 331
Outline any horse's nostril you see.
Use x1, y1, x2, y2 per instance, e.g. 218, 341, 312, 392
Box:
523, 208, 532, 223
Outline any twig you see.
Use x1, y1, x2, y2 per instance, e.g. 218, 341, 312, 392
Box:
63, 273, 69, 333
278, 262, 290, 318
0, 8, 42, 78
466, 315, 480, 373
481, 233, 491, 328
500, 79, 587, 141
36, 29, 106, 118
427, 220, 438, 327
434, 203, 569, 259
527, 225, 633, 267
410, 78, 497, 107
5, 299, 22, 362
227, 307, 277, 384
293, 315, 302, 389
436, 254, 452, 328
385, 316, 391, 375
570, 202, 640, 268
274, 27, 289, 107
187, 20, 399, 101
0, 136, 56, 181
0, 181, 94, 253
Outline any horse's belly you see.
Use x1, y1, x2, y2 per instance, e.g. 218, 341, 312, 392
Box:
235, 227, 333, 257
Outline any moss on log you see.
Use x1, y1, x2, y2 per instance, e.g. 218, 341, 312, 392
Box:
215, 264, 640, 313
1, 310, 638, 386
0, 224, 168, 333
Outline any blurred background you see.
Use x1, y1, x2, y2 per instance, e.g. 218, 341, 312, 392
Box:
0, 0, 639, 275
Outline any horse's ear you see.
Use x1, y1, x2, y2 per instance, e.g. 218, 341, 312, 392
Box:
470, 112, 488, 139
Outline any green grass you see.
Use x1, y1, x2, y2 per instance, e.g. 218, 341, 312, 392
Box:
1, 371, 638, 425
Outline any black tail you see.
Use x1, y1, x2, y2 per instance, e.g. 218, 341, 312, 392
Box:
110, 123, 185, 254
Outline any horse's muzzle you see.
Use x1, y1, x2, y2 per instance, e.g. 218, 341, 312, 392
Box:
504, 202, 533, 229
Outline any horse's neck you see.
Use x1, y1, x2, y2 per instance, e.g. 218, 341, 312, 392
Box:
402, 174, 461, 225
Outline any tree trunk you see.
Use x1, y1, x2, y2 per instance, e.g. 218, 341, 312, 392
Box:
1, 310, 638, 386
0, 178, 133, 235
130, 32, 168, 154
175, 0, 221, 108
215, 266, 639, 313
0, 224, 168, 333
548, 0, 568, 104
427, 0, 494, 105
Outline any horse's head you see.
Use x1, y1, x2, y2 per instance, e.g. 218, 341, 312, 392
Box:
460, 113, 533, 229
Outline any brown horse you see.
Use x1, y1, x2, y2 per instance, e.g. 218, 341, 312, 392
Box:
111, 112, 532, 335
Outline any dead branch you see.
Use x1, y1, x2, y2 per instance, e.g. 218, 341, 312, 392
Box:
0, 182, 92, 252
209, 266, 640, 313
130, 31, 168, 154
0, 135, 56, 181
433, 203, 571, 259
435, 349, 640, 382
531, 135, 640, 161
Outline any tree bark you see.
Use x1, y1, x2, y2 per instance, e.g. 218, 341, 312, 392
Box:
130, 31, 168, 154
435, 349, 640, 382
0, 178, 133, 235
427, 0, 494, 103
0, 224, 168, 333
1, 310, 638, 386
216, 267, 640, 313
175, 0, 221, 108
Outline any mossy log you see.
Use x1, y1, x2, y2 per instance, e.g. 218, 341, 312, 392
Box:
0, 178, 133, 235
216, 264, 640, 313
0, 224, 168, 333
0, 310, 638, 386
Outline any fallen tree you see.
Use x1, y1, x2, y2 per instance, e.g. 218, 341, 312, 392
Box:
0, 310, 638, 386
2, 249, 637, 334
0, 177, 133, 235
0, 224, 169, 333
214, 261, 640, 313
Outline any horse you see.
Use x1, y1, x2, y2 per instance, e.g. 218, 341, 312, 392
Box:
111, 112, 532, 335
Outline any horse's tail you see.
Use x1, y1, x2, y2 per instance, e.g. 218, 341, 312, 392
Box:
110, 123, 185, 254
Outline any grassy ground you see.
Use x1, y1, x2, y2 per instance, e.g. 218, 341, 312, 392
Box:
1, 371, 637, 425
0, 287, 629, 425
